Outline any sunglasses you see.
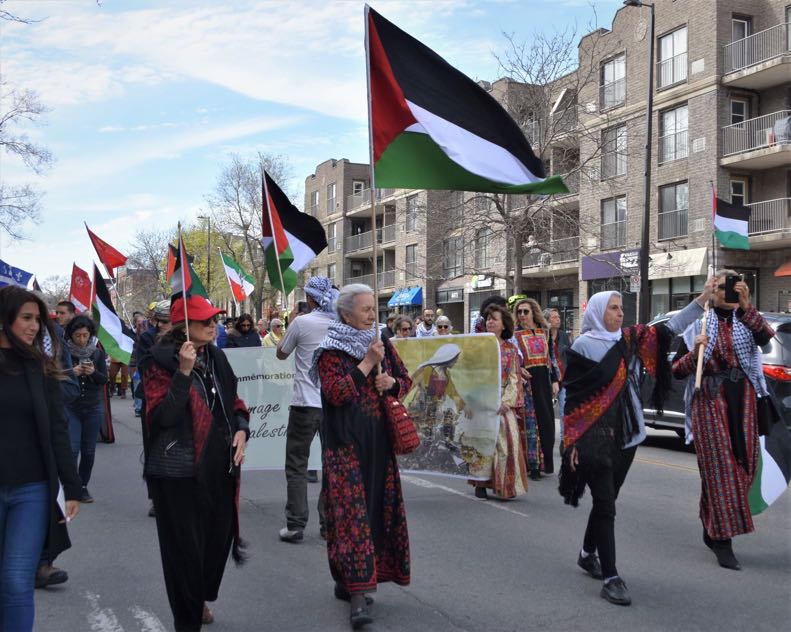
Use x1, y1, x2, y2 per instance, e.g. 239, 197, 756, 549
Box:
273, 324, 283, 328
437, 325, 449, 329
400, 327, 412, 332
517, 309, 531, 315
197, 316, 218, 326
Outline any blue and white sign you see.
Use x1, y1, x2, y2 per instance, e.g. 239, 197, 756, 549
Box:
0, 259, 34, 289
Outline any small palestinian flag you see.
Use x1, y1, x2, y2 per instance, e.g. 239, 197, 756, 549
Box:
166, 242, 208, 299
91, 264, 134, 364
748, 418, 791, 515
168, 235, 192, 300
219, 250, 255, 303
366, 6, 568, 195
262, 171, 327, 296
85, 223, 128, 279
713, 195, 750, 250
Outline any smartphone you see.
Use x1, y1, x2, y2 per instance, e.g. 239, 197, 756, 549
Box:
297, 301, 310, 315
724, 275, 740, 303
79, 358, 93, 368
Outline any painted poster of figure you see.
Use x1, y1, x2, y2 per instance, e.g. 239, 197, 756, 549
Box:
392, 334, 501, 479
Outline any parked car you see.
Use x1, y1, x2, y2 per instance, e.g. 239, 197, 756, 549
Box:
641, 311, 791, 436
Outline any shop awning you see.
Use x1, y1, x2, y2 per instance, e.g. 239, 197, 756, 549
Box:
775, 259, 791, 277
648, 247, 708, 280
387, 286, 423, 307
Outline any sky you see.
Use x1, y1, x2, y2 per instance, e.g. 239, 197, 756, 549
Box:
0, 0, 621, 285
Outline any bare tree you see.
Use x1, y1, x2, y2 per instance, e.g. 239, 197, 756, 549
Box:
205, 152, 295, 318
126, 227, 174, 300
38, 274, 70, 306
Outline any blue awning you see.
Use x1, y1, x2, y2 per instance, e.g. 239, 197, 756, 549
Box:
387, 286, 423, 307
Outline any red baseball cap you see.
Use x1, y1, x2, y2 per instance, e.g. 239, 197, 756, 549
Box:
170, 295, 225, 324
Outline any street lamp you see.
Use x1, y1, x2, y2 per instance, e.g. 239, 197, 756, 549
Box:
197, 214, 211, 296
623, 0, 655, 323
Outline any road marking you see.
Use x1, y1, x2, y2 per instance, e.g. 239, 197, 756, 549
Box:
86, 592, 125, 632
129, 606, 168, 632
636, 457, 698, 474
402, 475, 531, 518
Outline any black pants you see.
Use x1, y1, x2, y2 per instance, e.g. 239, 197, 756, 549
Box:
285, 406, 325, 531
149, 469, 235, 632
530, 371, 556, 474
582, 444, 637, 579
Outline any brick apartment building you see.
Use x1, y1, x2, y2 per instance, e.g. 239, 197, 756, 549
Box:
305, 0, 791, 332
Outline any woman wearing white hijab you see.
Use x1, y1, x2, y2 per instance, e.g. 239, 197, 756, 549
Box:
559, 281, 715, 607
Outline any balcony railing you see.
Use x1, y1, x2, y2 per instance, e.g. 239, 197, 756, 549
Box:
349, 270, 397, 289
747, 198, 791, 236
346, 188, 396, 213
524, 236, 580, 268
725, 23, 790, 74
601, 221, 626, 250
658, 208, 688, 240
344, 225, 396, 253
723, 110, 791, 156
658, 130, 689, 163
599, 78, 625, 110
382, 224, 396, 243
657, 51, 688, 88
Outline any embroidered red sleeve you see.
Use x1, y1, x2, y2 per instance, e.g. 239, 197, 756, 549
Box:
671, 349, 698, 378
142, 363, 173, 430
739, 306, 775, 338
628, 324, 661, 378
318, 350, 359, 406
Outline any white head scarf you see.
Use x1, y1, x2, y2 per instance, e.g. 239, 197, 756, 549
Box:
580, 291, 623, 342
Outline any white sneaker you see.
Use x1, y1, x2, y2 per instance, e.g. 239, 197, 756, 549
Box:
279, 527, 304, 543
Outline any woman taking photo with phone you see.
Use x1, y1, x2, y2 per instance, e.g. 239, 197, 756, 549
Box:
0, 286, 81, 632
63, 315, 109, 503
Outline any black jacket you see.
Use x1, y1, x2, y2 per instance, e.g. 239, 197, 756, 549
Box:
225, 328, 262, 348
24, 361, 82, 559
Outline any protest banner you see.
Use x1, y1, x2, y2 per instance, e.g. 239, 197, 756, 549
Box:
224, 347, 321, 471
392, 334, 501, 479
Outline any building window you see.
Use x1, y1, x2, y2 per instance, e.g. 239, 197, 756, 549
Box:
600, 53, 626, 110
731, 16, 751, 42
405, 194, 418, 232
658, 181, 689, 240
443, 236, 464, 278
309, 190, 319, 216
730, 178, 749, 206
659, 104, 688, 163
327, 263, 336, 284
658, 27, 687, 88
327, 222, 337, 253
601, 124, 627, 178
405, 244, 417, 280
326, 182, 336, 214
600, 196, 626, 249
730, 98, 749, 125
448, 192, 463, 227
352, 180, 365, 196
475, 227, 494, 270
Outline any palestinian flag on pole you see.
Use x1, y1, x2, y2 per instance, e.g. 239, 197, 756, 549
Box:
91, 264, 134, 364
365, 6, 567, 195
219, 250, 255, 303
262, 171, 327, 296
85, 223, 128, 279
166, 242, 209, 299
713, 194, 750, 250
748, 419, 791, 515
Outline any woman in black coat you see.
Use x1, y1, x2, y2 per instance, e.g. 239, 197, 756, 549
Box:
0, 286, 81, 632
142, 295, 249, 631
224, 313, 262, 348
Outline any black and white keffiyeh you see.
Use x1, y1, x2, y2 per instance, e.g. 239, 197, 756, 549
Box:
309, 321, 377, 385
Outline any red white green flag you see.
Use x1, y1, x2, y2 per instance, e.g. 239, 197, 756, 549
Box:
219, 250, 255, 303
365, 6, 568, 195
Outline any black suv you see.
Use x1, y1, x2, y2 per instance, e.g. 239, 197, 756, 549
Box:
641, 311, 791, 436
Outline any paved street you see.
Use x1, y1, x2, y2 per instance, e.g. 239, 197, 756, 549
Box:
36, 400, 790, 632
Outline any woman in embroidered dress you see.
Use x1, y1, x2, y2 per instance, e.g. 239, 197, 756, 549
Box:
469, 304, 529, 500
559, 282, 715, 606
672, 271, 774, 571
513, 298, 558, 477
312, 284, 412, 630
142, 295, 249, 632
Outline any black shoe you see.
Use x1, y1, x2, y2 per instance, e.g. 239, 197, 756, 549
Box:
334, 584, 374, 606
35, 565, 68, 589
577, 551, 603, 579
279, 527, 304, 543
80, 487, 94, 503
307, 469, 319, 483
474, 486, 488, 500
530, 469, 541, 481
349, 605, 373, 630
702, 529, 713, 550
711, 539, 741, 570
600, 577, 631, 606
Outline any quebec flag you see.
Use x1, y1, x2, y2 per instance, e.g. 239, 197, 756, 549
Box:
0, 259, 34, 289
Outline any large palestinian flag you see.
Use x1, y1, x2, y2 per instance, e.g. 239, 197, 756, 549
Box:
748, 419, 791, 515
91, 264, 134, 364
366, 6, 567, 195
262, 171, 327, 296
713, 195, 750, 250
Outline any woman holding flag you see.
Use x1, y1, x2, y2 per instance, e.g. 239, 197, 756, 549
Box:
672, 270, 775, 571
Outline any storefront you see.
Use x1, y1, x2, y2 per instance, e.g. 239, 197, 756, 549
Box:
467, 275, 506, 333
436, 283, 465, 332
647, 247, 708, 319
387, 286, 423, 320
581, 250, 639, 326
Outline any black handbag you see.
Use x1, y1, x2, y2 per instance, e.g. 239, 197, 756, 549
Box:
144, 425, 195, 478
